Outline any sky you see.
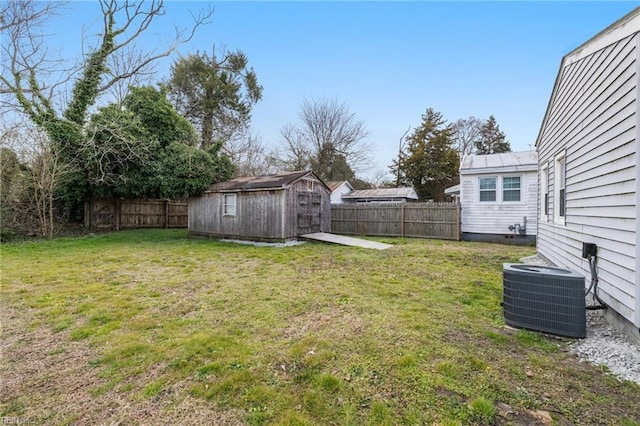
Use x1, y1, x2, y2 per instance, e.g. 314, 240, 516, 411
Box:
41, 1, 639, 181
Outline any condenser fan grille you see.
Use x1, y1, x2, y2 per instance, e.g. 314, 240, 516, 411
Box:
503, 263, 586, 338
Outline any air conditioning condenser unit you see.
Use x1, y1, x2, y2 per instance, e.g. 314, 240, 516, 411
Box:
503, 263, 586, 338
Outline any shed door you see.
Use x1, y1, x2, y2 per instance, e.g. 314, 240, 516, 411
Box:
297, 192, 322, 234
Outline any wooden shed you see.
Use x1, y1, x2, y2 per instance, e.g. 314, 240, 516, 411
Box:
188, 170, 331, 242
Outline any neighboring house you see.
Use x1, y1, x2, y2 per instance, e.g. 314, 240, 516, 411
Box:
188, 170, 331, 242
444, 184, 460, 201
341, 187, 418, 203
535, 8, 640, 342
458, 151, 538, 244
326, 180, 354, 204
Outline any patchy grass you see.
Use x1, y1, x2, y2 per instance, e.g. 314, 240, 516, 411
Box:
1, 229, 639, 425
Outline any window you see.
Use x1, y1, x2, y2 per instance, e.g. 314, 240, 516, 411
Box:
306, 180, 314, 192
541, 163, 549, 220
503, 176, 521, 202
554, 152, 566, 223
223, 194, 236, 216
479, 177, 497, 202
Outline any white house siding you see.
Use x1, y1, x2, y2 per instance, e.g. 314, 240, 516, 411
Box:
330, 182, 353, 204
460, 171, 538, 237
536, 21, 640, 328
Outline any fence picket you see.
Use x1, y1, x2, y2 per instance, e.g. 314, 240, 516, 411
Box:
330, 202, 461, 240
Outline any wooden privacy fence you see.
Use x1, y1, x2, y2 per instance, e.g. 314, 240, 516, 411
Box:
84, 198, 188, 231
331, 202, 461, 240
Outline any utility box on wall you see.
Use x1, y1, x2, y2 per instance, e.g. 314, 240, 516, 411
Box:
503, 263, 586, 338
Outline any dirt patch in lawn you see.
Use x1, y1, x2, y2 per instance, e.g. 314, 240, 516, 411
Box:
0, 305, 242, 424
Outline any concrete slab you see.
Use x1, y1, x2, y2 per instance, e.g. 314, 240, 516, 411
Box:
300, 232, 394, 250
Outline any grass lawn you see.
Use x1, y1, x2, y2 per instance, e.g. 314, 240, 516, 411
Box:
1, 229, 639, 425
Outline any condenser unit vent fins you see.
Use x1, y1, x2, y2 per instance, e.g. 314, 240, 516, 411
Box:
503, 263, 586, 338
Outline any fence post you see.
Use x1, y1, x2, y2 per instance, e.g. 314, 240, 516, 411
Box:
165, 200, 169, 229
84, 200, 91, 230
400, 203, 405, 237
354, 205, 358, 235
456, 202, 461, 240
115, 198, 121, 231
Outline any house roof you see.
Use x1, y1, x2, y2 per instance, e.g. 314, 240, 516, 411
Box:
535, 7, 640, 147
460, 151, 538, 175
444, 184, 460, 195
326, 180, 353, 192
205, 170, 329, 192
342, 187, 419, 200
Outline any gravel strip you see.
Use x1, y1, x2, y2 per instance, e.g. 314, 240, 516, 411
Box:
519, 254, 640, 385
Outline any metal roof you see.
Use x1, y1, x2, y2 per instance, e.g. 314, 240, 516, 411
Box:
205, 170, 327, 192
342, 187, 418, 200
460, 151, 537, 174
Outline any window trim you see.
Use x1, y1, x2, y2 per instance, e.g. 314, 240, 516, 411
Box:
502, 176, 521, 203
223, 193, 237, 217
540, 163, 549, 221
479, 176, 497, 202
553, 152, 566, 225
306, 179, 314, 192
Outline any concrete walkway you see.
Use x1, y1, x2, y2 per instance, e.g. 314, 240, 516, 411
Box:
300, 232, 394, 250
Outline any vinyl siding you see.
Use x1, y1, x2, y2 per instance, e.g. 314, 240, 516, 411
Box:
460, 171, 538, 236
330, 183, 353, 204
537, 30, 640, 327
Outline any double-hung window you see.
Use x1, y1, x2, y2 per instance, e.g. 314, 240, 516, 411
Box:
479, 177, 497, 202
503, 176, 521, 202
223, 194, 237, 216
554, 152, 566, 223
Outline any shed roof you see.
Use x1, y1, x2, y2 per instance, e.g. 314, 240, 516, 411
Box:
342, 187, 418, 200
205, 170, 328, 193
460, 151, 537, 174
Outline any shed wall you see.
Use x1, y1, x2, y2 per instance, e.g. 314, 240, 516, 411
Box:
537, 32, 639, 327
189, 190, 285, 240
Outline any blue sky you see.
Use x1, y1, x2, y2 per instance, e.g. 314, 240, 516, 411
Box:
47, 1, 638, 180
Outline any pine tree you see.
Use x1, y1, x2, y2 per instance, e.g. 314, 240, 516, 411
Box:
475, 115, 511, 154
399, 108, 459, 201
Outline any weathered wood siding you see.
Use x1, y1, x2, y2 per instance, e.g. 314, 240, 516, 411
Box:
188, 176, 331, 241
285, 178, 331, 236
331, 203, 460, 240
536, 29, 640, 327
84, 199, 187, 231
189, 190, 286, 241
460, 171, 538, 236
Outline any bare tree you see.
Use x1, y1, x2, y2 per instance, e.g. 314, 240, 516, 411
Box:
106, 46, 159, 106
366, 168, 393, 188
223, 131, 277, 177
451, 116, 482, 159
1, 0, 213, 219
278, 98, 372, 181
1, 120, 73, 237
1, 0, 212, 124
277, 124, 312, 171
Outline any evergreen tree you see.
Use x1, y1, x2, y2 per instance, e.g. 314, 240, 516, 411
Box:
399, 108, 459, 201
475, 115, 511, 154
167, 50, 263, 150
